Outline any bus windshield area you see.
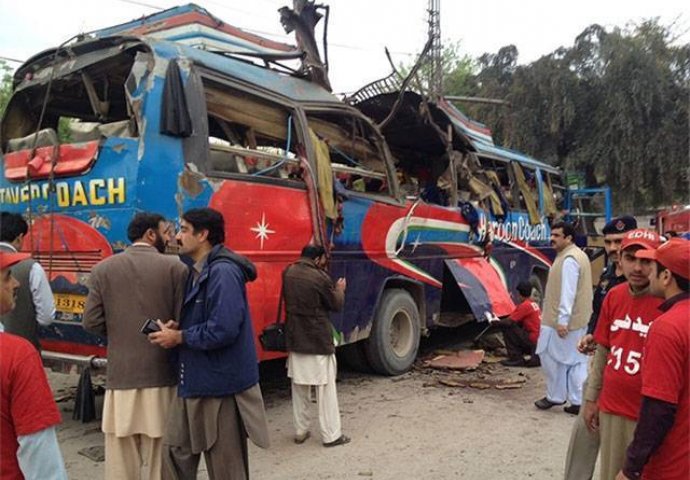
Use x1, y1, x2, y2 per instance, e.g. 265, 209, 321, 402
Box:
1, 45, 146, 181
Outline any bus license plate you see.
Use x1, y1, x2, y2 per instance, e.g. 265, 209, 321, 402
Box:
54, 294, 87, 314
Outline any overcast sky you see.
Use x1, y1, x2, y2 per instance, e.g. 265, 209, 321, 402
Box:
0, 0, 688, 93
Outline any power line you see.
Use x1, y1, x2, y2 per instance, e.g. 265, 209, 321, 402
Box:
114, 0, 164, 11
0, 55, 24, 64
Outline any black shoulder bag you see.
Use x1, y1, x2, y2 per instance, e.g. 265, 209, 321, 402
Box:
259, 271, 287, 352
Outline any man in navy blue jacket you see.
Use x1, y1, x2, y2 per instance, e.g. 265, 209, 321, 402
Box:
150, 207, 269, 479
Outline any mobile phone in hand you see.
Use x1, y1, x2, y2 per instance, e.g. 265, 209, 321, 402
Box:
140, 318, 161, 335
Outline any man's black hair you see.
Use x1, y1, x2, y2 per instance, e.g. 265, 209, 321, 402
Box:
0, 212, 28, 243
655, 261, 690, 293
301, 245, 326, 259
127, 212, 165, 243
551, 221, 576, 241
516, 281, 533, 298
182, 208, 225, 246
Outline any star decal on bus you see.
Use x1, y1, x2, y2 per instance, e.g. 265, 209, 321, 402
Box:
250, 212, 275, 249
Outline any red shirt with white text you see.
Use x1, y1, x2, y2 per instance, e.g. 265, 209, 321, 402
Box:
593, 283, 663, 420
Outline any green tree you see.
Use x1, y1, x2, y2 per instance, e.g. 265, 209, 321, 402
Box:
399, 40, 476, 96
459, 20, 689, 211
0, 60, 13, 117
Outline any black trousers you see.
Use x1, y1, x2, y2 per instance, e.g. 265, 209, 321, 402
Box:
500, 323, 536, 359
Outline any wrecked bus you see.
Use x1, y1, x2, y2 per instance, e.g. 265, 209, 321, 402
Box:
0, 4, 567, 376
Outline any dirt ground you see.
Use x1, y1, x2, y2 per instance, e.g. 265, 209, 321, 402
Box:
50, 331, 588, 480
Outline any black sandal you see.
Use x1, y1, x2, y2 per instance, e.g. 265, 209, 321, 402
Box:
323, 435, 351, 447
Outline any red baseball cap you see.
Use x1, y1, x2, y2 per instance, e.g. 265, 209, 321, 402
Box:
0, 252, 30, 270
636, 238, 690, 280
621, 229, 662, 251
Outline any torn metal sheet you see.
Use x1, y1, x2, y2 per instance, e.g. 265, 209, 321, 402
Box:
425, 349, 485, 370
445, 257, 516, 320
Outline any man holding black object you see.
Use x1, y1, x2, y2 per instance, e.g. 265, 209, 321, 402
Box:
149, 207, 269, 479
83, 212, 187, 480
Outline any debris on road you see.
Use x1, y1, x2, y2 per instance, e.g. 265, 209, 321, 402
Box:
78, 446, 105, 462
418, 348, 531, 390
424, 349, 485, 370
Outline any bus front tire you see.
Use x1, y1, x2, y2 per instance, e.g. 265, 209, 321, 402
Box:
365, 289, 421, 376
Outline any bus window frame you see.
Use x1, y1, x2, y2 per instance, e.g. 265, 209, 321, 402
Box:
303, 106, 403, 205
198, 70, 308, 190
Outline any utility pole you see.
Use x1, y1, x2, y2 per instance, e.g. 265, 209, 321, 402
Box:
428, 0, 442, 100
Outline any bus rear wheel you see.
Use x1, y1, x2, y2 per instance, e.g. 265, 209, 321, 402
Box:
365, 289, 421, 376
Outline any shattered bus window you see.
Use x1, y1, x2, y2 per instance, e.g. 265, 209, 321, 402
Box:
306, 112, 394, 199
203, 80, 302, 184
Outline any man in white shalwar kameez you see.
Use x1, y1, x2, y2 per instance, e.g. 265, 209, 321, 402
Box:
283, 245, 350, 447
535, 222, 592, 414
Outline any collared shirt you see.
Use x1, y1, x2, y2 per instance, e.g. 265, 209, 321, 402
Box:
658, 291, 690, 312
0, 241, 55, 326
588, 262, 627, 334
558, 257, 580, 326
192, 254, 209, 285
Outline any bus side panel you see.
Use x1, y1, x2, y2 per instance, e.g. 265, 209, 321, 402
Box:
0, 137, 144, 356
209, 179, 313, 361
331, 195, 477, 341
481, 210, 554, 297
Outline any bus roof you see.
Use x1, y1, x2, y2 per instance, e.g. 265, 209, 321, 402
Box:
91, 3, 297, 56
470, 139, 561, 174
14, 35, 343, 106
149, 39, 342, 105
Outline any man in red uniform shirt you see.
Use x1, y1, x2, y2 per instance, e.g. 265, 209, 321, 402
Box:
492, 281, 541, 367
582, 229, 663, 479
0, 251, 67, 480
617, 238, 690, 480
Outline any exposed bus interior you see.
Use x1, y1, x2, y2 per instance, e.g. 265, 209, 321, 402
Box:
203, 81, 303, 185
352, 91, 473, 206
2, 48, 142, 146
302, 111, 394, 199
349, 88, 568, 224
1, 45, 145, 181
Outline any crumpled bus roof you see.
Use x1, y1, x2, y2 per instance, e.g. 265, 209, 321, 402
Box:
91, 3, 298, 57
14, 35, 341, 106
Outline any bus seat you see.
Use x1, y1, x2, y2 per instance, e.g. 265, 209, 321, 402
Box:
69, 122, 102, 143
6, 128, 58, 153
209, 149, 248, 174
69, 120, 134, 143
99, 120, 134, 138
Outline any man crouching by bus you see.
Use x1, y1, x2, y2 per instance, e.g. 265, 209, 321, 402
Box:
149, 208, 269, 480
0, 251, 68, 480
82, 212, 187, 480
491, 281, 541, 367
